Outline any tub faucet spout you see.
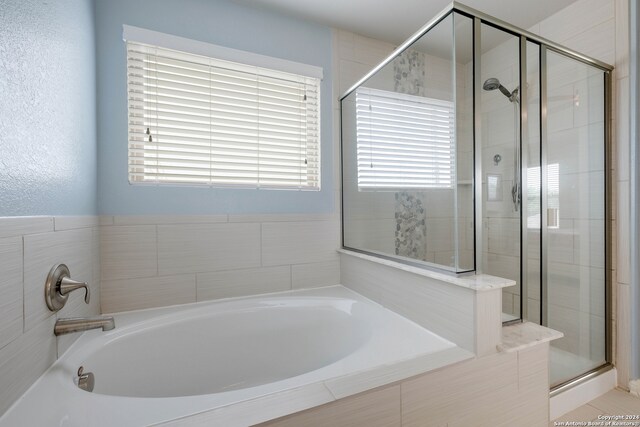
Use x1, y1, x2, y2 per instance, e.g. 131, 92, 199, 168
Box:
54, 316, 115, 336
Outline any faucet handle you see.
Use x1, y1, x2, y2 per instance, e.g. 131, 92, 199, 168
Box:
59, 277, 90, 304
45, 264, 91, 312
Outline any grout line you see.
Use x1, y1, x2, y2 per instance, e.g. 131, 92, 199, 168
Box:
155, 225, 159, 276
398, 382, 403, 426
21, 235, 25, 335
259, 222, 263, 267
195, 273, 199, 302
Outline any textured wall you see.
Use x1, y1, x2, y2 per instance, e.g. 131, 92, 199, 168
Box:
95, 0, 334, 215
0, 0, 97, 215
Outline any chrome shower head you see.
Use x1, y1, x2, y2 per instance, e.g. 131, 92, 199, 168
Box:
483, 77, 501, 91
482, 77, 517, 102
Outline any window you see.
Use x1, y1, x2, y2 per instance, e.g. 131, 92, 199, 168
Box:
355, 87, 455, 190
126, 38, 320, 189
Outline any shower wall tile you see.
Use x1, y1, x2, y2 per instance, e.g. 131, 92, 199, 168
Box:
547, 125, 606, 175
527, 298, 541, 324
425, 219, 453, 252
402, 351, 518, 427
0, 216, 100, 416
262, 221, 340, 266
616, 180, 630, 284
548, 220, 576, 265
547, 263, 605, 317
616, 283, 630, 389
352, 35, 394, 67
101, 274, 196, 313
158, 223, 261, 275
0, 316, 56, 416
475, 290, 503, 357
99, 215, 114, 226
101, 225, 157, 281
197, 266, 290, 301
539, 0, 613, 43
573, 219, 605, 269
260, 384, 401, 427
338, 60, 373, 95
434, 251, 456, 267
502, 292, 514, 316
340, 252, 475, 352
563, 19, 616, 66
344, 218, 395, 254
0, 237, 23, 351
252, 341, 552, 427
487, 218, 519, 256
161, 382, 336, 427
558, 171, 605, 221
228, 213, 336, 223
292, 260, 340, 289
100, 216, 341, 313
614, 0, 629, 78
53, 215, 99, 231
0, 216, 53, 239
615, 77, 630, 181
113, 215, 228, 225
483, 253, 519, 285
24, 228, 93, 331
546, 83, 576, 133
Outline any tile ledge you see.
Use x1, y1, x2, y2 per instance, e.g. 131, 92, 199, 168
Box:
497, 321, 564, 353
338, 249, 516, 291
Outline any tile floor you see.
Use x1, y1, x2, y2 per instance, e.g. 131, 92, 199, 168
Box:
551, 389, 640, 426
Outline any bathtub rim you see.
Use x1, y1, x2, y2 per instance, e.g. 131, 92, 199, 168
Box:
0, 285, 476, 427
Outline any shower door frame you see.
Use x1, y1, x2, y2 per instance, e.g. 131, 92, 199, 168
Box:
339, 1, 614, 393
464, 2, 613, 393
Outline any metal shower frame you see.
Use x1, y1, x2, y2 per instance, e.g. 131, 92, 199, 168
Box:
339, 1, 614, 393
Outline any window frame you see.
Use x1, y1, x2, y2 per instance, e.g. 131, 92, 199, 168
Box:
124, 25, 323, 191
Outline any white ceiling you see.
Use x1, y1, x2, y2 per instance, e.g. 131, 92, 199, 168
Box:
233, 0, 578, 44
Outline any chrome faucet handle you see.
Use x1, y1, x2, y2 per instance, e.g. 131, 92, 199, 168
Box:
59, 277, 90, 304
45, 264, 91, 312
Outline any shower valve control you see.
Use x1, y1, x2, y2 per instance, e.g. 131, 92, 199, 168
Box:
44, 264, 91, 312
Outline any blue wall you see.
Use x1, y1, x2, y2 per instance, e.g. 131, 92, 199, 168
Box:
0, 0, 97, 215
95, 0, 334, 214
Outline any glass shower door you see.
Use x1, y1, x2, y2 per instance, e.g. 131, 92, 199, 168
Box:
544, 50, 607, 387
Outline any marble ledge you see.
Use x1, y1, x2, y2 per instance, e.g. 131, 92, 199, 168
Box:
497, 322, 564, 353
338, 249, 516, 292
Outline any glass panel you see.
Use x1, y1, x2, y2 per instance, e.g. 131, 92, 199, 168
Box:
525, 41, 542, 324
479, 24, 521, 320
341, 12, 474, 273
545, 51, 606, 387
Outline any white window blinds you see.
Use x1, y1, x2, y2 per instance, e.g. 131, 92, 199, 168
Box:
127, 41, 320, 189
355, 87, 455, 190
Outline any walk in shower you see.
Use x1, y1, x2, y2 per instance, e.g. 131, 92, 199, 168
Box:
340, 2, 612, 390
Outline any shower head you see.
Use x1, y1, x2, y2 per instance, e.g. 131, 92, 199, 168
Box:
483, 77, 518, 102
482, 77, 501, 91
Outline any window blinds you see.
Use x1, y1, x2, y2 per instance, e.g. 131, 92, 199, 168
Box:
355, 87, 455, 190
127, 41, 320, 189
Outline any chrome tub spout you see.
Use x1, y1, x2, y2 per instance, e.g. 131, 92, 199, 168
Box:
54, 316, 115, 336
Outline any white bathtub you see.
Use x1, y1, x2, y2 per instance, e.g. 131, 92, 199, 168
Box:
0, 285, 473, 426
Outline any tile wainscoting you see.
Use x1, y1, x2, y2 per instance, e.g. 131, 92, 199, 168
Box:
0, 216, 101, 415
99, 214, 341, 313
258, 343, 552, 427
